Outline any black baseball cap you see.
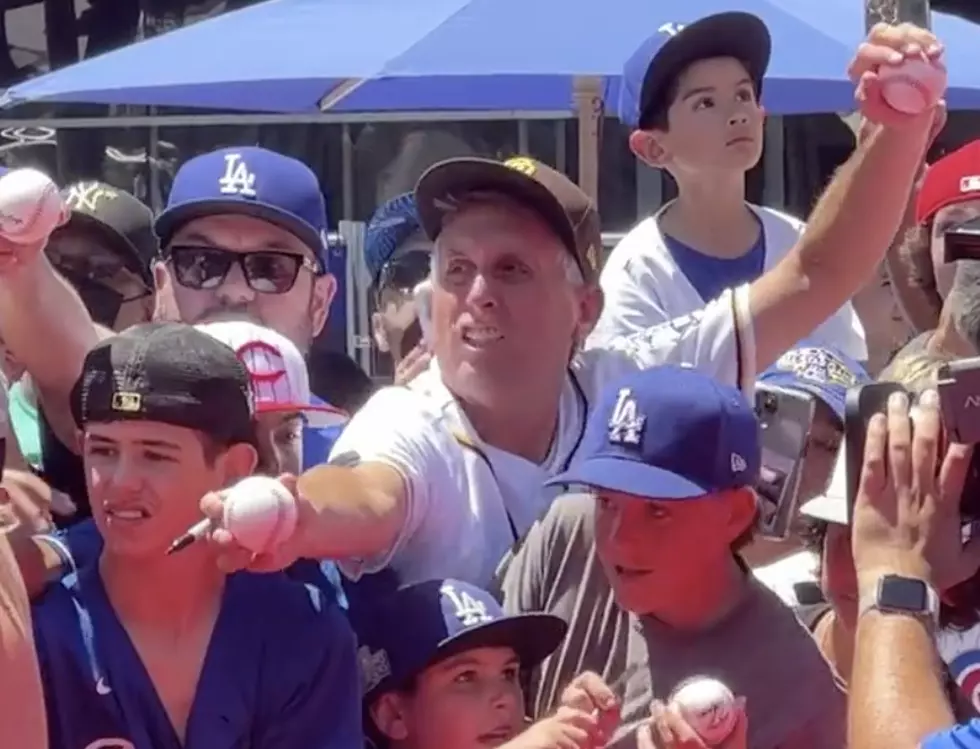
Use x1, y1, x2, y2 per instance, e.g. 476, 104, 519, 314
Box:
55, 181, 157, 286
414, 156, 601, 283
618, 12, 771, 129
70, 322, 256, 447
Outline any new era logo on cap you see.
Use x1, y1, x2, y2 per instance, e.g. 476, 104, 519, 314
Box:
731, 453, 747, 473
962, 176, 980, 194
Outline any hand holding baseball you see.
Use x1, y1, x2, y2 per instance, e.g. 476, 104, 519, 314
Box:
0, 169, 67, 275
848, 23, 945, 129
559, 671, 621, 741
200, 474, 304, 573
639, 691, 747, 749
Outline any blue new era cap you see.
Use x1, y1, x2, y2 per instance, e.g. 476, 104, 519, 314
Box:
618, 12, 770, 129
354, 579, 566, 703
155, 146, 329, 271
548, 365, 760, 498
364, 193, 423, 285
758, 345, 871, 422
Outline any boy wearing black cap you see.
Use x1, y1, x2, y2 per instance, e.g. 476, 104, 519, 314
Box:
592, 12, 865, 362
356, 578, 617, 749
29, 322, 361, 749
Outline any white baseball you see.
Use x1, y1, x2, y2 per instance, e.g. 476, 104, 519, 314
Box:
669, 677, 738, 747
222, 476, 297, 554
880, 58, 947, 115
0, 168, 64, 244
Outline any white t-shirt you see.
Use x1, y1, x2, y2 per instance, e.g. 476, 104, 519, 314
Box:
590, 205, 867, 362
330, 286, 755, 587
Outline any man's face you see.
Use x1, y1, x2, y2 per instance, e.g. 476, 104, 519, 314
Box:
255, 412, 303, 476
430, 197, 594, 406
84, 421, 240, 560
594, 488, 750, 616
46, 225, 153, 330
374, 646, 524, 749
154, 214, 336, 354
641, 57, 764, 175
372, 234, 432, 363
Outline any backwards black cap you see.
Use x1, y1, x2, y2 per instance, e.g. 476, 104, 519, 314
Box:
71, 322, 256, 446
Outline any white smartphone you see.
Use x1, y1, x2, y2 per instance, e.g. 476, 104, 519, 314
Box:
413, 279, 433, 346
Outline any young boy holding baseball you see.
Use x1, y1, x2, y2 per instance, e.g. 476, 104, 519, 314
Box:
356, 578, 621, 749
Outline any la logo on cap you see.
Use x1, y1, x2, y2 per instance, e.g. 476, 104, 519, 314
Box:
219, 153, 257, 198
441, 583, 492, 627
608, 388, 645, 446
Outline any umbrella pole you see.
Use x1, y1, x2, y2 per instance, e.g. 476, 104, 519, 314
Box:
864, 0, 931, 29
573, 76, 604, 203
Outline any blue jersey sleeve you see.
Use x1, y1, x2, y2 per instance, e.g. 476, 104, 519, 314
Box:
923, 720, 980, 749
254, 586, 363, 748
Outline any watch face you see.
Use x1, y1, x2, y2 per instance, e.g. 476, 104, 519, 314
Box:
881, 575, 930, 612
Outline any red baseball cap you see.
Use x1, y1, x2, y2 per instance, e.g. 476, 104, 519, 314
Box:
916, 140, 980, 225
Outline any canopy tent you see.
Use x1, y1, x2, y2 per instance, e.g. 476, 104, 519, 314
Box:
6, 0, 976, 115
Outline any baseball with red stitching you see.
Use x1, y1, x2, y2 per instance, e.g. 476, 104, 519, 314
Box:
879, 57, 947, 115
0, 168, 64, 245
222, 476, 297, 554
669, 676, 738, 747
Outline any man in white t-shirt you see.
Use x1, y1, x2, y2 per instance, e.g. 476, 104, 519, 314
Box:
202, 33, 946, 586
592, 12, 866, 361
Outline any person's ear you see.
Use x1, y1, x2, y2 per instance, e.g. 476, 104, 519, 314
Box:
723, 487, 759, 542
309, 273, 337, 339
574, 285, 604, 345
216, 442, 259, 484
629, 129, 669, 169
371, 692, 411, 741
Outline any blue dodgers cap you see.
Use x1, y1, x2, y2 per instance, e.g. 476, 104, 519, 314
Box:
354, 579, 566, 703
155, 146, 329, 271
758, 346, 871, 422
548, 365, 760, 498
364, 193, 423, 285
618, 12, 770, 129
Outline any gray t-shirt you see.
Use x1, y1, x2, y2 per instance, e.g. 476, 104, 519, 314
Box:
498, 493, 846, 749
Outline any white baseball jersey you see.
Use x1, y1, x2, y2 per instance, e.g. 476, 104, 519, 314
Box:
590, 204, 867, 363
329, 286, 754, 587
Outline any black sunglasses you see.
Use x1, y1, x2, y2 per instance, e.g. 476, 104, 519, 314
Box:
375, 250, 431, 299
167, 245, 320, 295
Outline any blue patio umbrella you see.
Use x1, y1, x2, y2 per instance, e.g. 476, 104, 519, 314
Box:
3, 0, 979, 114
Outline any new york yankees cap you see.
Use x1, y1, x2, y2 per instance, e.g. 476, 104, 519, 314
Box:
619, 12, 770, 129
364, 192, 423, 286
195, 320, 347, 428
354, 579, 566, 704
70, 322, 257, 448
55, 181, 157, 286
758, 344, 871, 423
547, 365, 760, 499
414, 156, 601, 283
155, 146, 329, 271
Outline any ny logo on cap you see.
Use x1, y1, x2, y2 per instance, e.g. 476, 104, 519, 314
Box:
608, 388, 645, 446
111, 392, 142, 413
358, 645, 392, 694
66, 182, 118, 212
658, 22, 686, 37
441, 583, 492, 628
219, 153, 257, 198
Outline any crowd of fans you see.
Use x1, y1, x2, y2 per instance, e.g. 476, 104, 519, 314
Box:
1, 11, 980, 749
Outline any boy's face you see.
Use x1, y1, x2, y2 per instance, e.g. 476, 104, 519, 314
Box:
373, 646, 524, 749
594, 488, 755, 616
634, 57, 764, 176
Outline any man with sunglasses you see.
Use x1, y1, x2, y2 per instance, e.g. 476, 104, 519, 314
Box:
0, 147, 358, 519
364, 192, 433, 380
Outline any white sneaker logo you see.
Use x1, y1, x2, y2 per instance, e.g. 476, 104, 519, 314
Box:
95, 677, 112, 696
